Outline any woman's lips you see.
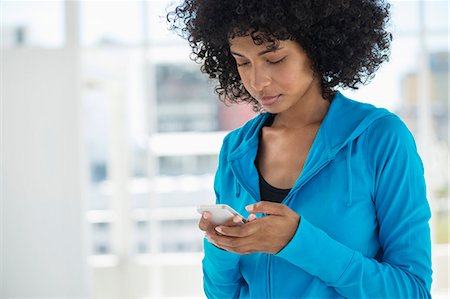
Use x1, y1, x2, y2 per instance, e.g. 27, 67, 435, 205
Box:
259, 95, 280, 106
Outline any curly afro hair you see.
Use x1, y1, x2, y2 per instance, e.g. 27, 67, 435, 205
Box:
167, 0, 392, 110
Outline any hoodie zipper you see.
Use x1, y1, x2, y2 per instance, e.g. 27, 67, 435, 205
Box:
283, 153, 336, 204
267, 254, 272, 299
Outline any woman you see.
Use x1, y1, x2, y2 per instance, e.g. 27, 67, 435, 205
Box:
168, 0, 432, 298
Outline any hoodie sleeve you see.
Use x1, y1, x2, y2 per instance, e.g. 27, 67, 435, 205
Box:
202, 134, 244, 299
202, 240, 243, 298
276, 115, 432, 298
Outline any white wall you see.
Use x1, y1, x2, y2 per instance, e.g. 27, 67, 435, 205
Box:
1, 48, 89, 297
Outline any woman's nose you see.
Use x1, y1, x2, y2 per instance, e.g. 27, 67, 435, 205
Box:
249, 66, 271, 92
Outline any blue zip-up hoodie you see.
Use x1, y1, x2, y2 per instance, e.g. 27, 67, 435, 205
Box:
202, 92, 432, 298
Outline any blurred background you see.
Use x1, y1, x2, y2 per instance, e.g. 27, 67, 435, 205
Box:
1, 0, 448, 298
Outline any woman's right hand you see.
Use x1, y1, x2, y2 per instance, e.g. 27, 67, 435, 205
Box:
199, 212, 256, 243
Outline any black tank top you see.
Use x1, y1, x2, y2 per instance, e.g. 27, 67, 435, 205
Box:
255, 114, 291, 203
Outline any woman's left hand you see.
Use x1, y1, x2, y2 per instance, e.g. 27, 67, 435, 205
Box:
206, 201, 300, 255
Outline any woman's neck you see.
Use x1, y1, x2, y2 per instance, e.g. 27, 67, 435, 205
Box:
272, 85, 331, 129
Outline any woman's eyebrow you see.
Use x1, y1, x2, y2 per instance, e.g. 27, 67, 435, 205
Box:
230, 47, 284, 57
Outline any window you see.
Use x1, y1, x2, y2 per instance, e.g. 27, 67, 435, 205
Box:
155, 63, 219, 132
1, 0, 65, 48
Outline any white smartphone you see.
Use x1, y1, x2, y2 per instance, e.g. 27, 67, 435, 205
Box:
197, 204, 247, 225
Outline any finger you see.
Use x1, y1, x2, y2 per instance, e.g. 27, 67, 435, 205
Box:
215, 224, 243, 237
246, 201, 289, 216
199, 212, 215, 232
207, 226, 263, 254
224, 243, 257, 255
216, 215, 246, 228
217, 243, 256, 255
208, 233, 253, 250
233, 214, 247, 224
201, 213, 243, 237
247, 213, 257, 222
215, 219, 259, 237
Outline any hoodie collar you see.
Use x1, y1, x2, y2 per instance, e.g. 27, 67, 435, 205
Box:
321, 91, 390, 152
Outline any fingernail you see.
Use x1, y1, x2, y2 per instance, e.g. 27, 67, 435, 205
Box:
245, 204, 254, 212
203, 212, 209, 219
215, 226, 222, 234
233, 215, 242, 223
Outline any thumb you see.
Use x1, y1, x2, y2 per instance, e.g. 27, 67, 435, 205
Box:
245, 201, 288, 216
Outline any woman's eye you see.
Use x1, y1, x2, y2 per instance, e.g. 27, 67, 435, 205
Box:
236, 61, 249, 67
235, 56, 286, 67
267, 57, 286, 64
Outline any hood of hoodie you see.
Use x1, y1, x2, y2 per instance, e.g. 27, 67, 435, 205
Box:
226, 91, 393, 206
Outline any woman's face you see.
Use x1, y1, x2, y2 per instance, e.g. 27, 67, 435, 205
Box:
229, 35, 322, 113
